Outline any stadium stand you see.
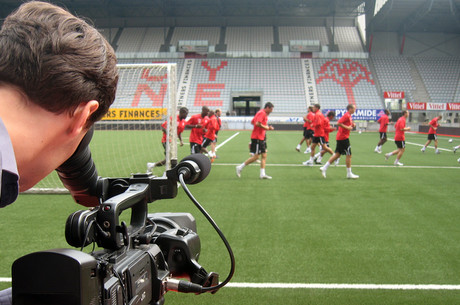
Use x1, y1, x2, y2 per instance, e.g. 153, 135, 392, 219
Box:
170, 27, 221, 48
225, 26, 274, 53
333, 27, 364, 52
413, 57, 460, 103
106, 25, 460, 116
278, 26, 329, 46
371, 55, 416, 103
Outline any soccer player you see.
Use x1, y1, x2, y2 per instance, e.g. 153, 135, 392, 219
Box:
385, 110, 411, 166
201, 109, 220, 161
303, 104, 334, 166
236, 102, 275, 179
210, 108, 222, 160
454, 145, 460, 153
147, 107, 188, 171
186, 106, 209, 154
319, 104, 359, 179
421, 115, 442, 154
374, 109, 392, 153
296, 106, 314, 153
313, 111, 337, 164
0, 2, 118, 303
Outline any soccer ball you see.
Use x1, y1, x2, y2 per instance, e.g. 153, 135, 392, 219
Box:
449, 139, 453, 143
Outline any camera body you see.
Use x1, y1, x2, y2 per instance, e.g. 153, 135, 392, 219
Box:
12, 172, 217, 305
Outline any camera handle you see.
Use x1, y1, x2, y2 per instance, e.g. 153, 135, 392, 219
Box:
97, 183, 150, 250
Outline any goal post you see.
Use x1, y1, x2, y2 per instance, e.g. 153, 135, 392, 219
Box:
28, 63, 178, 193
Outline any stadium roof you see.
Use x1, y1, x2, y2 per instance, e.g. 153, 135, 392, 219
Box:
0, 0, 459, 33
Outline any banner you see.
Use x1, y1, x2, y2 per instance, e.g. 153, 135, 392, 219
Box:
407, 102, 426, 110
102, 108, 167, 121
426, 103, 447, 111
447, 103, 460, 111
384, 91, 404, 99
322, 109, 385, 121
301, 59, 318, 105
177, 59, 195, 107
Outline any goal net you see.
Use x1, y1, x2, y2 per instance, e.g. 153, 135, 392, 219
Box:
28, 63, 178, 193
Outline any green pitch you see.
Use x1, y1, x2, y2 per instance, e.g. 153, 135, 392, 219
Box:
1, 129, 460, 304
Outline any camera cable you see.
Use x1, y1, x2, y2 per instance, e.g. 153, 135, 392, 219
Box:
170, 173, 235, 294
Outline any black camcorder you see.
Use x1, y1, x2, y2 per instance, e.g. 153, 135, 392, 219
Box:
12, 128, 233, 305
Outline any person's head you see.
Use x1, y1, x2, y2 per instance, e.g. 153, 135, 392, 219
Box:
264, 102, 274, 115
347, 104, 356, 114
384, 109, 390, 115
0, 1, 118, 191
402, 110, 409, 118
208, 110, 215, 117
0, 1, 118, 127
201, 106, 210, 116
327, 111, 336, 120
179, 107, 188, 120
215, 108, 222, 117
437, 115, 443, 119
308, 106, 313, 112
313, 103, 321, 113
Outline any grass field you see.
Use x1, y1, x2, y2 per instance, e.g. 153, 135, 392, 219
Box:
1, 129, 460, 304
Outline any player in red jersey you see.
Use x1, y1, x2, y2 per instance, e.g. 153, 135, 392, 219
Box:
201, 109, 220, 161
421, 114, 442, 154
384, 110, 411, 166
319, 104, 359, 179
374, 109, 392, 153
303, 104, 334, 166
296, 106, 314, 153
147, 107, 188, 171
186, 106, 209, 154
236, 102, 275, 179
313, 111, 336, 164
210, 108, 222, 160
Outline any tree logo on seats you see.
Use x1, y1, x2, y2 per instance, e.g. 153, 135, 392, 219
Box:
316, 59, 375, 106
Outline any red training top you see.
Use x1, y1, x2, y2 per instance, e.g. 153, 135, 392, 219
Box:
251, 109, 268, 140
336, 111, 353, 141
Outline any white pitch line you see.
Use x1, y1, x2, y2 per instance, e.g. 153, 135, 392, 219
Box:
215, 132, 239, 151
212, 163, 460, 169
388, 138, 453, 152
1, 277, 458, 290
225, 282, 460, 290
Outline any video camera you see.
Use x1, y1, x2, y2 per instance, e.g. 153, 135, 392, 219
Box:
11, 128, 234, 305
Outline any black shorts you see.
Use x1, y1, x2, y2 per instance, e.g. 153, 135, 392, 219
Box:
302, 127, 308, 138
379, 132, 387, 140
335, 139, 352, 155
312, 136, 326, 145
395, 140, 405, 149
202, 137, 212, 148
250, 138, 267, 155
427, 134, 437, 140
305, 129, 314, 139
190, 142, 201, 154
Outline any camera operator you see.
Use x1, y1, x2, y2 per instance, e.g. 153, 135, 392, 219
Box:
0, 1, 118, 304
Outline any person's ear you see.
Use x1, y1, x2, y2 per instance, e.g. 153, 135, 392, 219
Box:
69, 100, 99, 137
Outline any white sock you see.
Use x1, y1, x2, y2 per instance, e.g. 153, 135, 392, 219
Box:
347, 167, 352, 175
260, 168, 266, 176
395, 158, 399, 163
323, 161, 331, 170
240, 162, 246, 168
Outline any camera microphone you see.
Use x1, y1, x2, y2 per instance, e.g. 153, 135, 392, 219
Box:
168, 154, 211, 184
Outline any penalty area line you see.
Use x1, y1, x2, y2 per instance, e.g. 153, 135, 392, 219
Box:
225, 282, 460, 290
